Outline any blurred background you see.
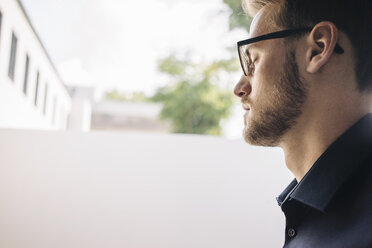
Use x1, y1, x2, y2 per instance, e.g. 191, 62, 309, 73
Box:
0, 0, 252, 137
0, 0, 293, 247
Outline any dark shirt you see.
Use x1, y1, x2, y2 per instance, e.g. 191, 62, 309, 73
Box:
277, 114, 372, 248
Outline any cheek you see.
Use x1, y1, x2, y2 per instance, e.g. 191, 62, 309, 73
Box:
250, 66, 273, 99
250, 63, 265, 97
251, 76, 265, 100
250, 64, 283, 106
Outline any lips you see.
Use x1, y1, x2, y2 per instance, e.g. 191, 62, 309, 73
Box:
242, 103, 251, 111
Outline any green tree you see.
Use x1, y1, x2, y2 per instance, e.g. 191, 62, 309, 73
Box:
152, 56, 237, 135
152, 0, 252, 135
105, 90, 149, 102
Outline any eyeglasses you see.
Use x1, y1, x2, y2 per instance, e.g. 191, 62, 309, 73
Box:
237, 28, 344, 76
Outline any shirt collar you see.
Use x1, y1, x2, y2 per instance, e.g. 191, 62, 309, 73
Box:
277, 113, 372, 213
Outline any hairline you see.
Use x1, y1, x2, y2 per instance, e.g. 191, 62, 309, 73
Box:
243, 0, 282, 20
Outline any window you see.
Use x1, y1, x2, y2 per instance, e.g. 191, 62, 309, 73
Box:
0, 10, 3, 43
52, 96, 57, 124
66, 114, 71, 129
34, 71, 40, 106
23, 55, 30, 95
60, 108, 65, 128
43, 84, 48, 115
8, 32, 18, 81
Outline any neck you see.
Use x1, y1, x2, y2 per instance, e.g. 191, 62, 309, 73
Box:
279, 90, 371, 182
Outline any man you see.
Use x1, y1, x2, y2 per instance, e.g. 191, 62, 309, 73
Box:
233, 0, 372, 247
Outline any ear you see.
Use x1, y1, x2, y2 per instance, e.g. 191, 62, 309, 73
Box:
305, 22, 339, 74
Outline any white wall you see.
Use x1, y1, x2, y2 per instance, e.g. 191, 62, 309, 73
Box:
0, 0, 71, 130
0, 129, 293, 248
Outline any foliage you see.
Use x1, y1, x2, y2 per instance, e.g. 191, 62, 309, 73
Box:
223, 0, 252, 32
105, 90, 149, 102
152, 56, 237, 135
105, 1, 252, 135
157, 55, 191, 76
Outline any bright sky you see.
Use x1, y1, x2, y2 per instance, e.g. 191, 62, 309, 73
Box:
20, 0, 248, 95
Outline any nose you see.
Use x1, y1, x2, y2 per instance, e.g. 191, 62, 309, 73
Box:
234, 75, 252, 98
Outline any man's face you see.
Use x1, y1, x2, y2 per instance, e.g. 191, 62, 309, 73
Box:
234, 6, 308, 147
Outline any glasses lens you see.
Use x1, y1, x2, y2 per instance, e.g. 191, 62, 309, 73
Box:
239, 45, 251, 76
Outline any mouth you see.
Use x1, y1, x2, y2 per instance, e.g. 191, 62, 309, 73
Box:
242, 103, 251, 111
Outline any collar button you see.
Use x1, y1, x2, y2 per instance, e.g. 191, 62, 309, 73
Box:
288, 228, 296, 238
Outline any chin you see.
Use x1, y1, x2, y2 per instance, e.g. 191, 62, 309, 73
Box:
243, 131, 279, 147
242, 120, 281, 147
242, 123, 257, 145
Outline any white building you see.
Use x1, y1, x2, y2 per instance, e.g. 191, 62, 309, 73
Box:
0, 0, 71, 130
67, 85, 95, 132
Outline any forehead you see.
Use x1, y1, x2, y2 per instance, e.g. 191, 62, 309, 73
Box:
248, 4, 279, 38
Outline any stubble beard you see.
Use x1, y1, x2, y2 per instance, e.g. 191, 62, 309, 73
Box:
243, 50, 308, 147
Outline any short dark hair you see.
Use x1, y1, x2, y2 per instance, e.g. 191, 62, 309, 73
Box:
243, 0, 372, 91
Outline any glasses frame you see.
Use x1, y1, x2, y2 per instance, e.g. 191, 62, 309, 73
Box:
237, 27, 344, 76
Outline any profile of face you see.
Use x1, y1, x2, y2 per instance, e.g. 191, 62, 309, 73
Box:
234, 6, 309, 147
